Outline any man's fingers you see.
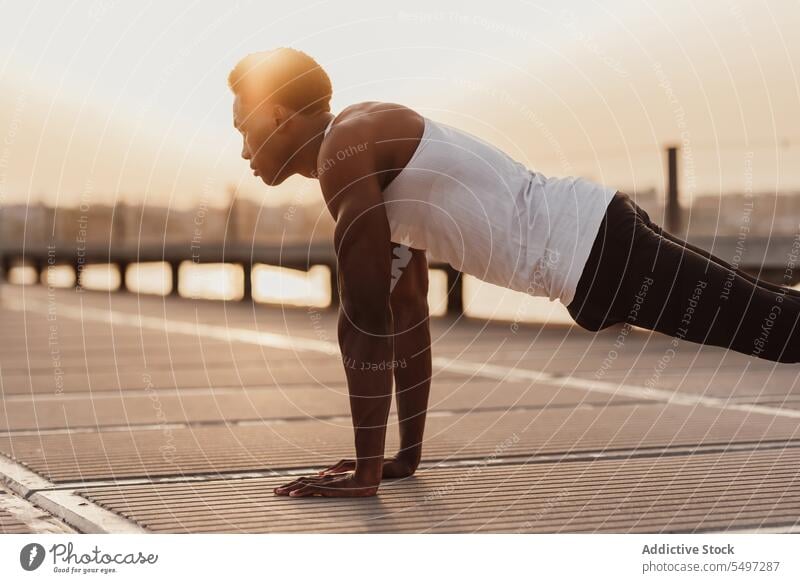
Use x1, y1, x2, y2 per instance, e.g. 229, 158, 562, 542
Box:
288, 484, 321, 497
274, 476, 318, 495
288, 478, 347, 497
288, 480, 378, 498
273, 478, 303, 494
288, 481, 352, 497
274, 474, 340, 495
275, 472, 379, 497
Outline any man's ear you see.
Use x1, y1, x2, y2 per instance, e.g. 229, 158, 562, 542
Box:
271, 103, 292, 133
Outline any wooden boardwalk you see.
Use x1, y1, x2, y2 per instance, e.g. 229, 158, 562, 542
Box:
1, 282, 800, 533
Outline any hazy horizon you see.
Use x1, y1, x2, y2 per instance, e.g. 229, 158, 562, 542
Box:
2, 0, 800, 211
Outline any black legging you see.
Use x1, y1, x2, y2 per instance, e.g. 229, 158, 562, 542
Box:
566, 191, 800, 363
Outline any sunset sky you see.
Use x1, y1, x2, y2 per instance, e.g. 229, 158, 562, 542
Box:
2, 0, 800, 210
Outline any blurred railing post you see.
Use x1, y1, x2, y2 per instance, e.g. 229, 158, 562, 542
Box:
666, 145, 681, 234
73, 260, 83, 290
170, 261, 181, 296
34, 259, 44, 284
241, 263, 252, 301
118, 262, 129, 292
445, 266, 464, 316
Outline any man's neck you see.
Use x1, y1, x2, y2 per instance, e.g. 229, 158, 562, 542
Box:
293, 111, 335, 179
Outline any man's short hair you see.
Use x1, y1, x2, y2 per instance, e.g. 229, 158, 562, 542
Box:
228, 48, 332, 114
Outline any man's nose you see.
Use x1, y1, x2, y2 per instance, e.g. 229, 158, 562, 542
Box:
241, 141, 251, 160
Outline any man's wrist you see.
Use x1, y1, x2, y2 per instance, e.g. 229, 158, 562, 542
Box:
394, 447, 421, 470
354, 461, 384, 485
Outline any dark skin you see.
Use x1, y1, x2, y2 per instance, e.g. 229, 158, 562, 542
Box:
234, 98, 431, 497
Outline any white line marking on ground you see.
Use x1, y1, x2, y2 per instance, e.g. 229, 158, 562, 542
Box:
2, 384, 336, 402
6, 294, 799, 419
434, 357, 800, 419
0, 452, 54, 493
28, 490, 147, 534
0, 454, 146, 533
0, 486, 76, 533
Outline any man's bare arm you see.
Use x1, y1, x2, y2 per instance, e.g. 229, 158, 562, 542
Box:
334, 187, 395, 485
274, 125, 394, 497
387, 247, 431, 475
318, 246, 431, 479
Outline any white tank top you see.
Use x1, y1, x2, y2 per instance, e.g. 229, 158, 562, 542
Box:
322, 115, 617, 306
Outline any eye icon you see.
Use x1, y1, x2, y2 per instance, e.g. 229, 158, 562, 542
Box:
20, 543, 46, 571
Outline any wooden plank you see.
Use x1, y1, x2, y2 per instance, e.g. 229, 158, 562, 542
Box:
0, 506, 32, 533
5, 284, 800, 534
3, 403, 799, 482
0, 380, 640, 431
75, 448, 800, 533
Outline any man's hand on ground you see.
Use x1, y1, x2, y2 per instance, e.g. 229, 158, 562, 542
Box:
317, 455, 417, 479
273, 472, 379, 497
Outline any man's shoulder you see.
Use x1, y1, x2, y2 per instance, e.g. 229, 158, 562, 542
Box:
326, 101, 421, 142
317, 102, 421, 186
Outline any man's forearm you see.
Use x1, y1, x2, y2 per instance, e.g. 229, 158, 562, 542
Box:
337, 308, 394, 484
392, 312, 432, 469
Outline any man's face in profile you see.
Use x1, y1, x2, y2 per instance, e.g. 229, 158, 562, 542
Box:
233, 95, 291, 186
